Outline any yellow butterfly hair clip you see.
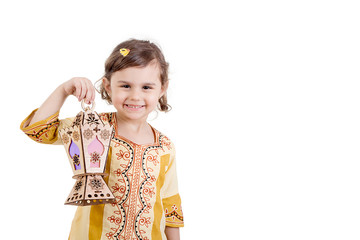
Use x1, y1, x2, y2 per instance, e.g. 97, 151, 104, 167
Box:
119, 48, 130, 57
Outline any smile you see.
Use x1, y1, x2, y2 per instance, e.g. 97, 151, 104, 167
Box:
125, 104, 145, 109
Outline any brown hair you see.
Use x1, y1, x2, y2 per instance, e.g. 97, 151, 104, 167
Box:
97, 39, 171, 112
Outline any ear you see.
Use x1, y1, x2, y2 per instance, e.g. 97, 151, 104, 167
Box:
160, 81, 169, 98
102, 77, 111, 94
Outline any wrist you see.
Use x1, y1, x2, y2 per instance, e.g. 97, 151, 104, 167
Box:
57, 82, 70, 99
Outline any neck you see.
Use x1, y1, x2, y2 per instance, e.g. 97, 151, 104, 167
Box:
115, 112, 154, 145
115, 112, 148, 133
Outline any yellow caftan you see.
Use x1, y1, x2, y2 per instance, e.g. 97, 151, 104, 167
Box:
20, 109, 184, 240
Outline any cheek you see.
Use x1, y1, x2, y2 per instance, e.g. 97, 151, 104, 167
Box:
111, 93, 126, 105
146, 94, 160, 105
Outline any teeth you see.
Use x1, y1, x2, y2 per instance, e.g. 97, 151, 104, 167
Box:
126, 104, 143, 108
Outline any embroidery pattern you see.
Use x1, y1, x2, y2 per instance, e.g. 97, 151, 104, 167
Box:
165, 205, 184, 223
109, 138, 133, 239
103, 113, 175, 240
25, 119, 60, 142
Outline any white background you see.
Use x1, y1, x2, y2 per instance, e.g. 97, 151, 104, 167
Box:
1, 0, 360, 239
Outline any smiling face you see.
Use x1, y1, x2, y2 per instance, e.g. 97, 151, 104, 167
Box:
103, 61, 167, 123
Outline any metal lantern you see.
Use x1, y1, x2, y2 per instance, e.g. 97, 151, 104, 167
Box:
59, 101, 116, 206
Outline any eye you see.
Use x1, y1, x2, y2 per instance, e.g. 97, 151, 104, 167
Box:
121, 84, 130, 88
143, 86, 153, 90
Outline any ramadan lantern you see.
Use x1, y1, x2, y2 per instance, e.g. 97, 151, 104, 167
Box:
59, 101, 116, 206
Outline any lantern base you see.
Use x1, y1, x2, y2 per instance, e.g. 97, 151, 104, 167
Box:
65, 198, 116, 206
65, 174, 116, 206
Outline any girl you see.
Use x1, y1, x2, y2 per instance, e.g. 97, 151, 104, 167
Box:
20, 39, 184, 240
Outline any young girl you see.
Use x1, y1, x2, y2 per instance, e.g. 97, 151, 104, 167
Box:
20, 39, 184, 240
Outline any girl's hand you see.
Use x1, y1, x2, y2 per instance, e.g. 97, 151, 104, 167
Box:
62, 77, 95, 104
26, 77, 95, 126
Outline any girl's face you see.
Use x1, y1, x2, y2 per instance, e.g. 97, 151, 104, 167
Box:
103, 62, 167, 123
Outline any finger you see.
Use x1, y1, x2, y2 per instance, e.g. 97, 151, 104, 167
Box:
91, 81, 96, 103
73, 79, 82, 100
88, 80, 96, 104
85, 79, 95, 104
78, 78, 87, 101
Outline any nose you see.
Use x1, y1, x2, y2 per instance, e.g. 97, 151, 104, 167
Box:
129, 88, 141, 101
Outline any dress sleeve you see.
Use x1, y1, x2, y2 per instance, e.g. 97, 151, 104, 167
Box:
162, 143, 184, 227
20, 108, 73, 145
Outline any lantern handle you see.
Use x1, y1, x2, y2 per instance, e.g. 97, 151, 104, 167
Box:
81, 100, 96, 111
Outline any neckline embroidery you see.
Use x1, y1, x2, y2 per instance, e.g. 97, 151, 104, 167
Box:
108, 112, 161, 147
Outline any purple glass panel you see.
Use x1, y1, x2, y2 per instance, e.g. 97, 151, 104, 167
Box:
69, 140, 81, 170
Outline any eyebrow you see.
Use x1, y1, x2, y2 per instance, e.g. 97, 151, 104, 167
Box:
116, 80, 156, 85
116, 80, 130, 84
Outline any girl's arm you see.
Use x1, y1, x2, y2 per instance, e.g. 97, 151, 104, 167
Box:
28, 77, 95, 126
165, 227, 180, 240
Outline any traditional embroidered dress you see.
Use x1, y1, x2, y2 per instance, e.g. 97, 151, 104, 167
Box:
20, 109, 184, 240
